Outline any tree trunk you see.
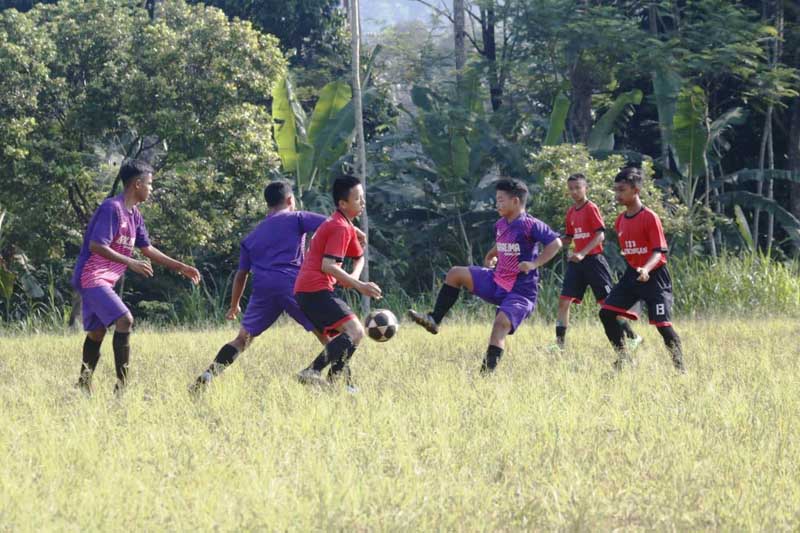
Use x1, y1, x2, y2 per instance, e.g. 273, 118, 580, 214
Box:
568, 55, 594, 144
350, 0, 370, 314
753, 105, 772, 249
790, 97, 800, 222
480, 4, 502, 111
453, 0, 466, 79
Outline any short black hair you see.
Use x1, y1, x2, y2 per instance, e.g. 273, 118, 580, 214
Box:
332, 175, 361, 206
567, 173, 587, 183
120, 159, 154, 187
495, 178, 529, 205
614, 166, 644, 188
264, 180, 293, 207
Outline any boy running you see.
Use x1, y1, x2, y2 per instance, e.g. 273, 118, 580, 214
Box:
408, 178, 562, 374
556, 173, 640, 349
73, 159, 200, 396
294, 175, 382, 388
190, 180, 340, 391
599, 167, 686, 372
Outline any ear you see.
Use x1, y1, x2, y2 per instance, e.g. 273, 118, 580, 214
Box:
287, 195, 295, 207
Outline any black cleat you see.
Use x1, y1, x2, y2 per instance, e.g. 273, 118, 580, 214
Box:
407, 310, 439, 334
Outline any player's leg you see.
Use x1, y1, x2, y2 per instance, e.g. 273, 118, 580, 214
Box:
408, 266, 474, 334
599, 269, 640, 369
557, 261, 586, 349
643, 268, 685, 372
481, 293, 534, 374
191, 327, 255, 391
591, 255, 641, 345
325, 318, 363, 387
112, 311, 134, 394
77, 325, 106, 396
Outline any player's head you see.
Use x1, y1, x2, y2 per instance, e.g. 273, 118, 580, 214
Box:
495, 178, 528, 218
120, 159, 154, 202
567, 173, 588, 203
264, 180, 295, 210
614, 166, 643, 206
332, 174, 364, 219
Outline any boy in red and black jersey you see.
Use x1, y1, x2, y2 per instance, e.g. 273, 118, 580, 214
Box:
599, 167, 685, 372
556, 173, 640, 349
294, 175, 382, 388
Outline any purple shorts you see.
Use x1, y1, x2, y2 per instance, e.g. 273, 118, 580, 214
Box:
241, 279, 314, 336
469, 267, 536, 334
80, 286, 130, 332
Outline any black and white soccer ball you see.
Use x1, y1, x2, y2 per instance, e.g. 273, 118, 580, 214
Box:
364, 309, 399, 342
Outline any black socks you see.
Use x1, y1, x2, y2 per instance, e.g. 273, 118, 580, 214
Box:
112, 331, 131, 384
80, 336, 102, 377
431, 284, 459, 324
481, 345, 504, 373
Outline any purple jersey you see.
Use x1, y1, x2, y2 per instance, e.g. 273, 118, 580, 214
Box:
494, 213, 559, 296
238, 210, 327, 284
72, 195, 150, 289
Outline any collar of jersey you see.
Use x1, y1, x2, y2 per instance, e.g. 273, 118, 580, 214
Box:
623, 206, 645, 219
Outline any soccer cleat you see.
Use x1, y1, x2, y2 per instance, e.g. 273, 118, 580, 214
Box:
671, 354, 687, 374
545, 343, 565, 354
296, 367, 329, 387
611, 352, 635, 372
407, 310, 439, 334
344, 384, 360, 395
113, 379, 126, 399
75, 375, 94, 397
626, 335, 644, 352
188, 371, 213, 395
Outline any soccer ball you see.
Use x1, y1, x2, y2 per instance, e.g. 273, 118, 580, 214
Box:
364, 309, 399, 342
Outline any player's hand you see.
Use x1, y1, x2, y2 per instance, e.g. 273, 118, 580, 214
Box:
636, 267, 650, 282
568, 252, 584, 263
485, 256, 498, 269
354, 227, 368, 246
225, 305, 240, 320
129, 259, 154, 278
357, 281, 382, 299
179, 264, 201, 285
518, 261, 537, 274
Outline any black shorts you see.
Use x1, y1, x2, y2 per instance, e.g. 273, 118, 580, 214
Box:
601, 265, 674, 326
560, 254, 614, 304
296, 290, 357, 336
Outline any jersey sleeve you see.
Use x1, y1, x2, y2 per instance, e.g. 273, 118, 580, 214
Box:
134, 211, 151, 248
238, 242, 252, 272
322, 226, 351, 262
647, 212, 668, 252
346, 227, 364, 258
299, 211, 328, 234
528, 218, 559, 246
589, 203, 605, 232
87, 202, 118, 246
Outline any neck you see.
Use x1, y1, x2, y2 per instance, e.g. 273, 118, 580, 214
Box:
268, 205, 290, 215
504, 209, 524, 222
122, 189, 139, 210
337, 208, 353, 222
625, 197, 643, 215
574, 198, 588, 207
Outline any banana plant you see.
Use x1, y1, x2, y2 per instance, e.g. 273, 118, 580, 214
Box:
272, 76, 376, 193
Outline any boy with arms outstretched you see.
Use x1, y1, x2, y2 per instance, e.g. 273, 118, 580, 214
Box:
294, 175, 382, 388
408, 178, 563, 373
556, 173, 640, 349
73, 159, 201, 396
599, 167, 686, 372
190, 180, 340, 391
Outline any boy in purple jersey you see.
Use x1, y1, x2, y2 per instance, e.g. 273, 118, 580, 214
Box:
408, 179, 563, 373
73, 159, 201, 396
190, 181, 348, 391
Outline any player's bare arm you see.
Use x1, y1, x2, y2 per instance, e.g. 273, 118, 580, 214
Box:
89, 241, 153, 278
141, 246, 201, 284
484, 245, 498, 268
636, 251, 663, 282
321, 256, 382, 298
570, 231, 604, 262
519, 238, 563, 273
227, 270, 250, 319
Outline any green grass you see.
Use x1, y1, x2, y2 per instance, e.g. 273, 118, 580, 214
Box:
2, 318, 799, 530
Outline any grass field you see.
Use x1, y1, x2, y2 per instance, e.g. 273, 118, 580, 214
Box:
2, 317, 799, 530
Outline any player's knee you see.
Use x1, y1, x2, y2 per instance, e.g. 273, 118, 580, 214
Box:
494, 312, 512, 331
445, 266, 467, 286
115, 313, 134, 331
88, 328, 106, 343
342, 318, 365, 344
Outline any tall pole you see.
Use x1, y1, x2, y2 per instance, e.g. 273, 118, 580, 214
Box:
350, 0, 370, 314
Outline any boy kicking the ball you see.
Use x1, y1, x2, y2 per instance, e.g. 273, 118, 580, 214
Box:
73, 159, 200, 396
408, 178, 562, 374
555, 173, 640, 350
190, 180, 344, 392
599, 167, 686, 372
294, 174, 382, 388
